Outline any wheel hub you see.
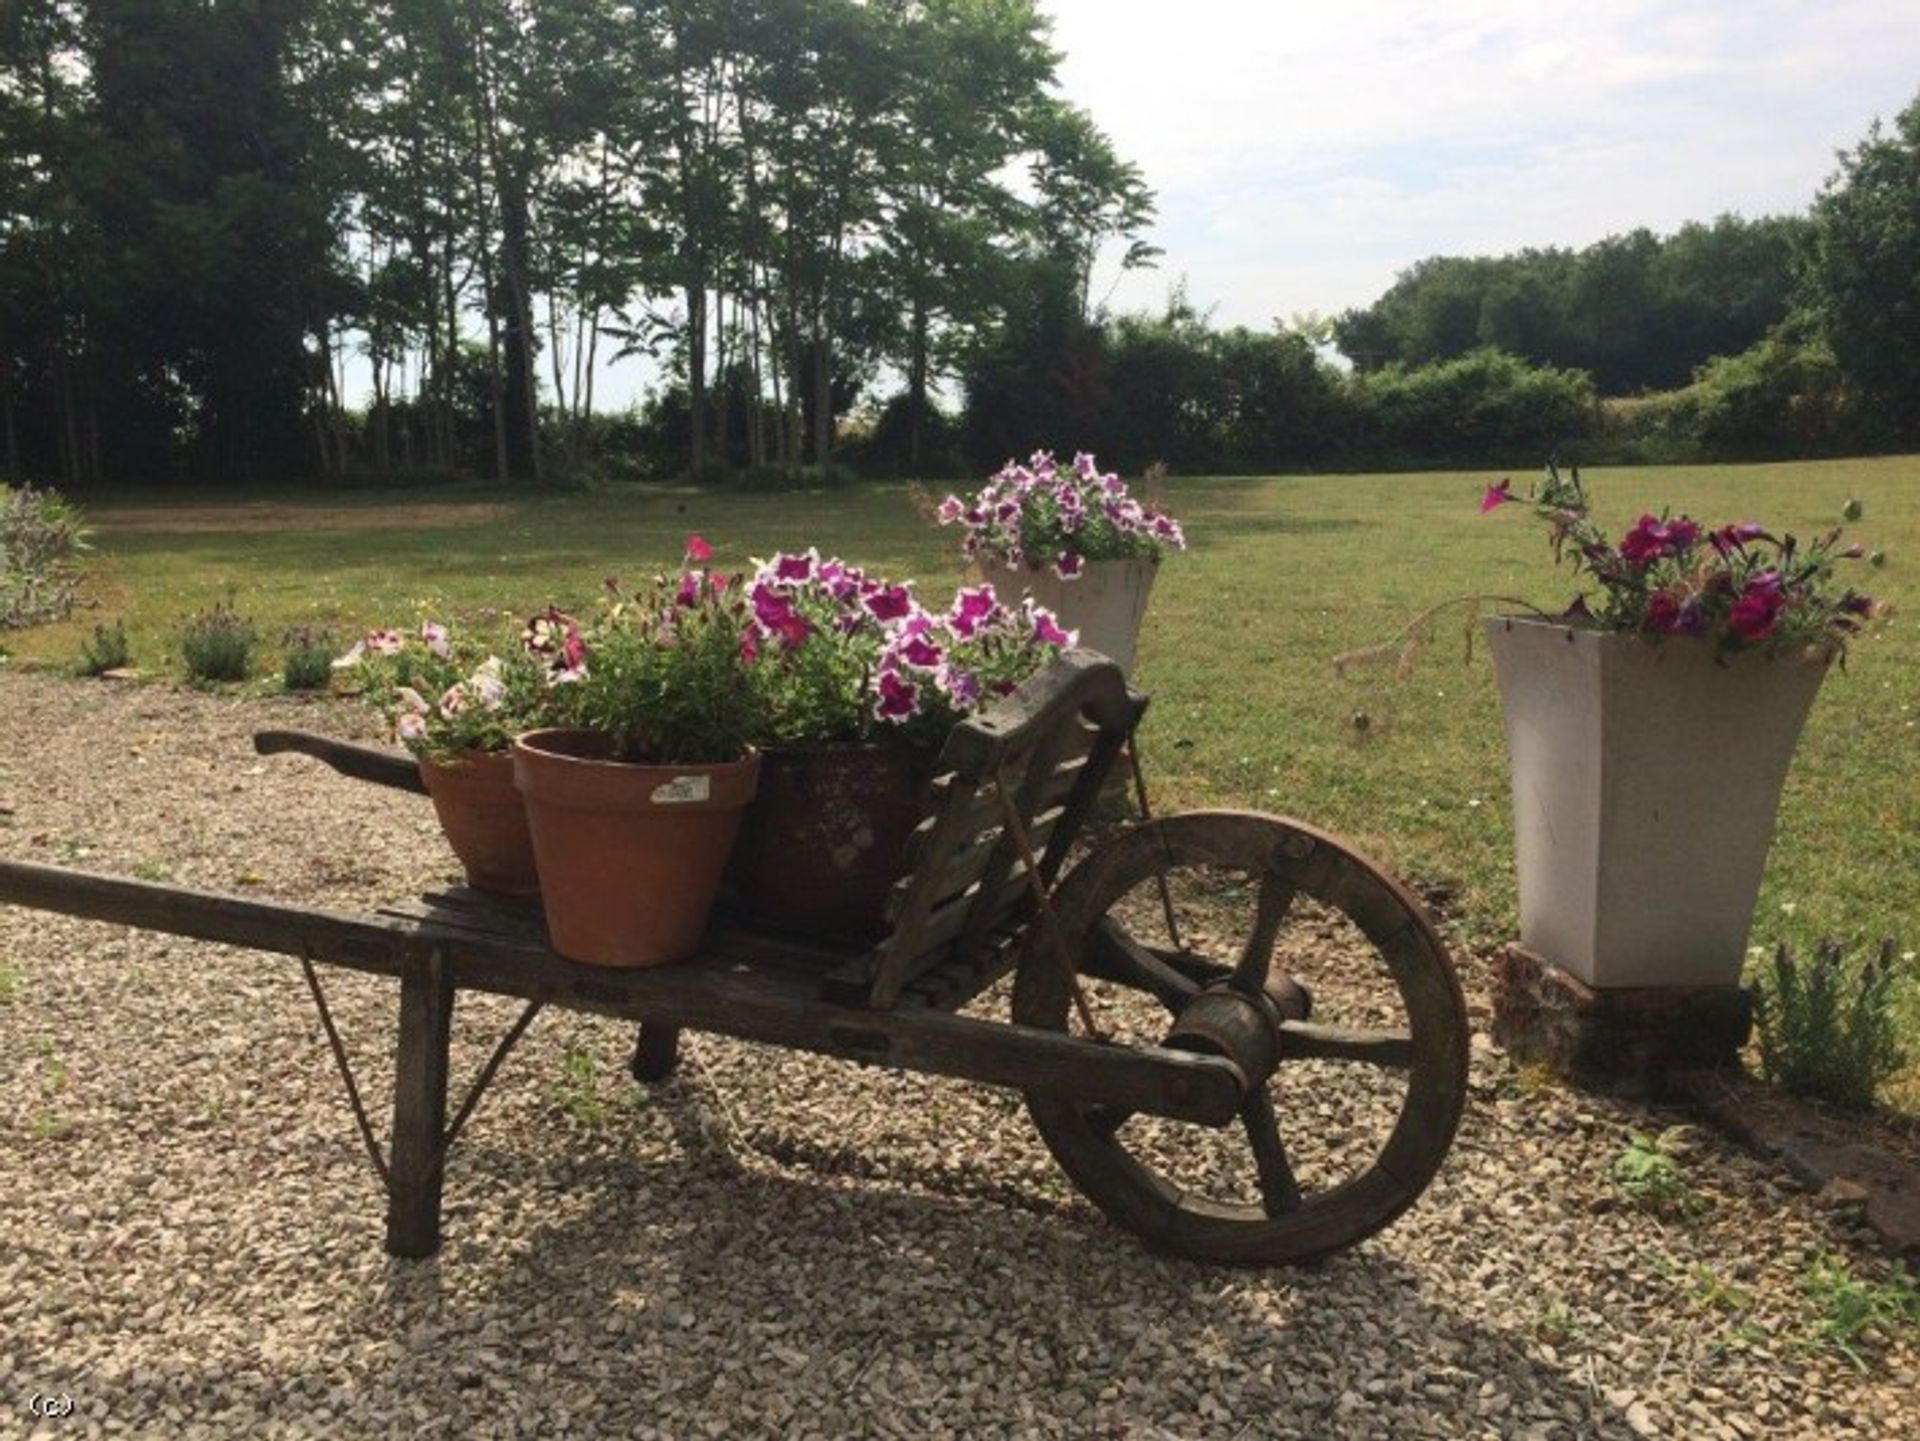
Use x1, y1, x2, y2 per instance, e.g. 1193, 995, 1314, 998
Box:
1163, 982, 1287, 1095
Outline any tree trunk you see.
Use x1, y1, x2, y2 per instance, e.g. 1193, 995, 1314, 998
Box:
2, 382, 17, 480
498, 164, 543, 483
811, 324, 832, 466
683, 281, 706, 481
908, 294, 930, 474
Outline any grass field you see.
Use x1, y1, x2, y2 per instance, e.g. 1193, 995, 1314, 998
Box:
8, 457, 1919, 1105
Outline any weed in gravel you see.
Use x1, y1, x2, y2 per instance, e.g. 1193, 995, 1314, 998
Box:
0, 957, 15, 1003
80, 619, 131, 676
1799, 1252, 1919, 1369
1688, 1264, 1756, 1316
1613, 1127, 1706, 1220
132, 857, 171, 882
1500, 1060, 1561, 1102
552, 1046, 612, 1129
180, 600, 258, 683
1535, 1297, 1585, 1346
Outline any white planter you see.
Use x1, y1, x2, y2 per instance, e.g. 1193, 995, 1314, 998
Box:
1484, 616, 1830, 990
999, 556, 1159, 674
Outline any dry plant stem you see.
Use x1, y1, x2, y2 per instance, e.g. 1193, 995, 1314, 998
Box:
1333, 594, 1553, 676
1128, 739, 1186, 954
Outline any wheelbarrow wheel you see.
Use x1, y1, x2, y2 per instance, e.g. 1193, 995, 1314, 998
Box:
1014, 811, 1468, 1265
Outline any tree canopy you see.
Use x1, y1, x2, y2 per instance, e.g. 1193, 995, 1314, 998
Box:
0, 0, 1155, 485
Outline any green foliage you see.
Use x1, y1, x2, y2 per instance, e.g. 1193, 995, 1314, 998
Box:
180, 602, 258, 683
563, 573, 760, 766
1799, 1251, 1918, 1369
1355, 350, 1596, 466
735, 462, 860, 493
0, 483, 90, 627
1801, 91, 1920, 442
1753, 938, 1906, 1112
1333, 215, 1806, 394
551, 1045, 612, 1130
80, 620, 130, 676
280, 626, 335, 692
1613, 1127, 1705, 1220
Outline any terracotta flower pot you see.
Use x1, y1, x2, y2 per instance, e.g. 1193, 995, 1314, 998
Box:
513, 729, 761, 967
998, 556, 1158, 674
418, 750, 539, 895
1484, 616, 1831, 989
730, 742, 939, 940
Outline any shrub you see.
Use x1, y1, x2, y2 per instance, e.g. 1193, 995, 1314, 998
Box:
80, 621, 131, 676
1753, 937, 1906, 1112
0, 482, 90, 628
281, 626, 335, 692
735, 461, 858, 492
1352, 348, 1597, 466
180, 602, 258, 683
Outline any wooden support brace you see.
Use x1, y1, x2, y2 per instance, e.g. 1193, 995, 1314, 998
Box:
629, 1023, 682, 1083
386, 947, 454, 1259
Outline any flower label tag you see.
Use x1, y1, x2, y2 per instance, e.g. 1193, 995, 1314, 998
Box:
650, 775, 711, 805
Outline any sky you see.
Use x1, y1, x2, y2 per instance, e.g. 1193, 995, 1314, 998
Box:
1044, 0, 1920, 332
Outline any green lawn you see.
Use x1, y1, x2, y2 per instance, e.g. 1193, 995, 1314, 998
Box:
10, 458, 1920, 1104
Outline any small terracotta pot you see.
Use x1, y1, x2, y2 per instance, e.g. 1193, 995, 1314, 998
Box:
513, 729, 760, 967
418, 750, 539, 895
730, 742, 938, 940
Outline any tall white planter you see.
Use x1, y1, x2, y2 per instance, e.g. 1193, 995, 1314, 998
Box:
1484, 616, 1830, 990
1002, 556, 1158, 674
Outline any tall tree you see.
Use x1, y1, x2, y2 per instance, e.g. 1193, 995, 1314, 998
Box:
1802, 91, 1920, 441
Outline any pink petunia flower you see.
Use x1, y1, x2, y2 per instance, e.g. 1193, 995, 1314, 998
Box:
684, 534, 714, 564
1055, 551, 1085, 580
1480, 479, 1516, 513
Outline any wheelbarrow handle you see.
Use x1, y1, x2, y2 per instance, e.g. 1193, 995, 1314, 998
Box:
253, 730, 428, 796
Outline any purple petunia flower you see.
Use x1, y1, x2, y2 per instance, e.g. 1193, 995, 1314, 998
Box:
1728, 572, 1787, 641
1026, 601, 1074, 648
873, 669, 921, 722
948, 585, 999, 638
898, 634, 945, 670
864, 584, 913, 623
773, 550, 817, 583
1055, 551, 1084, 580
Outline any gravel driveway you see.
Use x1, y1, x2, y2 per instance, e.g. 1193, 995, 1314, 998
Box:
1, 672, 1912, 1440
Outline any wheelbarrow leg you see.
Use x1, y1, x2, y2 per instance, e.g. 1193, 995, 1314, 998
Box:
629, 1022, 681, 1083
386, 949, 453, 1259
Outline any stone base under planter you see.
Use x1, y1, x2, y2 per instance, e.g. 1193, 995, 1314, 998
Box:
1492, 946, 1753, 1096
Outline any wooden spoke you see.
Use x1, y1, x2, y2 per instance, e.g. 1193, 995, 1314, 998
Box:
1230, 870, 1296, 994
1015, 810, 1468, 1266
1084, 915, 1202, 1013
1278, 1021, 1413, 1069
1242, 1091, 1303, 1217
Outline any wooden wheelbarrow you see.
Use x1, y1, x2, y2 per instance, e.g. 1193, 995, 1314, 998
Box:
0, 653, 1468, 1264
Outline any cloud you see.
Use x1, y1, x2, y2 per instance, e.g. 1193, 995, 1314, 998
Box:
1044, 0, 1920, 325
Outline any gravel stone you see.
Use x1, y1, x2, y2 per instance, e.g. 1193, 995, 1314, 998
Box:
1, 671, 1915, 1438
